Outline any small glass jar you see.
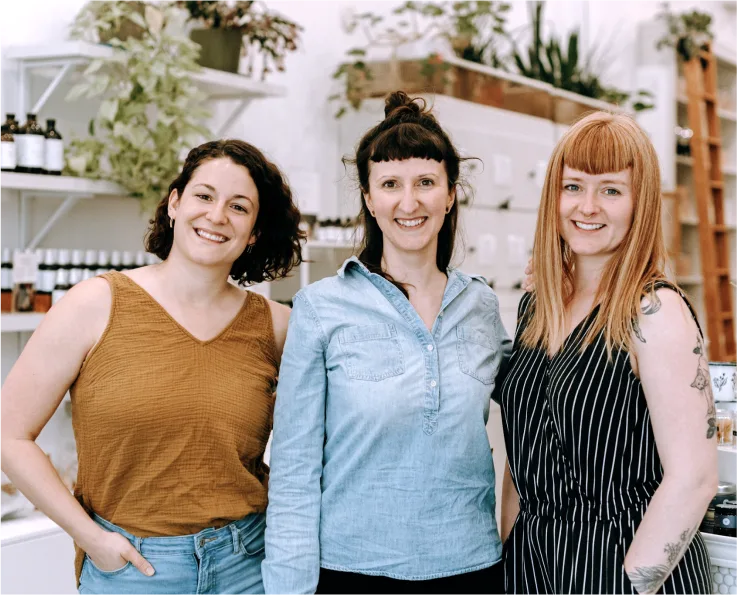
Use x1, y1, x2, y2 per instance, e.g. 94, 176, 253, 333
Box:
716, 408, 734, 446
714, 500, 737, 537
702, 482, 737, 533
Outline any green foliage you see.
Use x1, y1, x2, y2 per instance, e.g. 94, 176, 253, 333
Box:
655, 2, 714, 62
509, 1, 655, 112
330, 1, 511, 118
175, 1, 302, 79
66, 2, 212, 212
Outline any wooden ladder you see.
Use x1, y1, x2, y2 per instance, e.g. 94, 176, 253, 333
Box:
682, 43, 736, 362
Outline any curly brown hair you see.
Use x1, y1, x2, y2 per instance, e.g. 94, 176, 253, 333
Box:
145, 139, 305, 285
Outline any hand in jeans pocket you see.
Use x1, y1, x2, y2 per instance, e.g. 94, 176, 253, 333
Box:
87, 531, 155, 575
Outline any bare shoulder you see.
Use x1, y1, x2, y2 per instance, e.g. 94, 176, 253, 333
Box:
54, 276, 111, 320
266, 299, 291, 360
36, 275, 112, 349
633, 287, 699, 352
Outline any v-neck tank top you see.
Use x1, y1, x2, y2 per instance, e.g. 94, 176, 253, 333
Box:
70, 271, 278, 584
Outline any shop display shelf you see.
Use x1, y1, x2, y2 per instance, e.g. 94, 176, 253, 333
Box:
5, 42, 287, 102
1, 172, 126, 196
1, 312, 45, 333
0, 511, 63, 546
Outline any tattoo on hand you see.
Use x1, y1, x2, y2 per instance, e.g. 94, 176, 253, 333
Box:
642, 293, 662, 316
691, 335, 717, 439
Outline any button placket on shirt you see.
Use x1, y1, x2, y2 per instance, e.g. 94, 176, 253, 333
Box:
422, 315, 442, 435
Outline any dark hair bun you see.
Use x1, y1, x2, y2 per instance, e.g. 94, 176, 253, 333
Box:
384, 90, 425, 120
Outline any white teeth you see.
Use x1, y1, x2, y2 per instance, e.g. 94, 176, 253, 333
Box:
396, 218, 426, 228
574, 221, 604, 231
196, 229, 228, 243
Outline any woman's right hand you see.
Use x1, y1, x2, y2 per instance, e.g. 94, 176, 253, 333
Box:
87, 531, 155, 576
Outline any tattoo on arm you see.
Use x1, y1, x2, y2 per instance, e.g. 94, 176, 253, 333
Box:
633, 291, 662, 343
691, 335, 717, 439
628, 564, 670, 594
642, 292, 662, 316
633, 317, 646, 343
628, 528, 696, 593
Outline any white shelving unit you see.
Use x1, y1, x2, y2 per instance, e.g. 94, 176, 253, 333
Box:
1, 511, 76, 594
0, 511, 64, 547
1, 313, 45, 333
4, 41, 287, 135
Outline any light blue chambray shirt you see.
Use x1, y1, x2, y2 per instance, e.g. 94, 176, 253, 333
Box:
262, 256, 512, 594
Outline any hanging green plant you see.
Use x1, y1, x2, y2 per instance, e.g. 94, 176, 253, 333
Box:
65, 1, 212, 212
655, 2, 714, 62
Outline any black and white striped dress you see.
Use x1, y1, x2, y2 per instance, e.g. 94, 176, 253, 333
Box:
499, 288, 712, 594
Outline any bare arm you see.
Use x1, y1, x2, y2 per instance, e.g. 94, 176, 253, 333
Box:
1, 278, 153, 575
624, 289, 718, 594
501, 458, 520, 543
267, 299, 291, 365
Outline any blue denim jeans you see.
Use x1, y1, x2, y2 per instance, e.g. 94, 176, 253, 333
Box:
78, 513, 266, 594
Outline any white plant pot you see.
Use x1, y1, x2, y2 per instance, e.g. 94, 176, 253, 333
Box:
710, 361, 737, 402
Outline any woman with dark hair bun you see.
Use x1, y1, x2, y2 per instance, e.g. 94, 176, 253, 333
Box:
262, 91, 511, 594
1, 139, 304, 594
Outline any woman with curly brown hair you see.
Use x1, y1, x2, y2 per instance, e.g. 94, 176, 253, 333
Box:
1, 139, 304, 594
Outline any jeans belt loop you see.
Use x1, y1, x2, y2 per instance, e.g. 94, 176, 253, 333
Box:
229, 523, 240, 554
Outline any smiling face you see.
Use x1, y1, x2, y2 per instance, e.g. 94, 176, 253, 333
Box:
168, 157, 259, 268
364, 158, 454, 262
558, 166, 634, 263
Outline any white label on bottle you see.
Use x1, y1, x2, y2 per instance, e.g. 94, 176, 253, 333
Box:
1, 268, 11, 290
18, 135, 44, 169
1, 140, 16, 170
12, 251, 38, 284
14, 135, 27, 165
41, 269, 57, 292
52, 289, 67, 305
45, 138, 64, 172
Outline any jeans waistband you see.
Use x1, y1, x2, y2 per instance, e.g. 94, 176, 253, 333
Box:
92, 513, 265, 557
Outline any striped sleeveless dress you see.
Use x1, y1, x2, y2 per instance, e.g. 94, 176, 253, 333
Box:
499, 285, 712, 594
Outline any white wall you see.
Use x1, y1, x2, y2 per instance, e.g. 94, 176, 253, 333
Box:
3, 1, 733, 221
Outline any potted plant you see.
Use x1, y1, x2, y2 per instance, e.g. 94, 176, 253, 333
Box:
66, 1, 212, 212
509, 1, 655, 116
176, 1, 302, 78
655, 2, 714, 62
329, 1, 511, 118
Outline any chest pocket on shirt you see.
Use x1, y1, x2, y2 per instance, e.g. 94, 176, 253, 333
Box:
456, 325, 498, 385
338, 323, 405, 381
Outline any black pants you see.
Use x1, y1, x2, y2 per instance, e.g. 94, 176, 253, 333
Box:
316, 561, 505, 594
